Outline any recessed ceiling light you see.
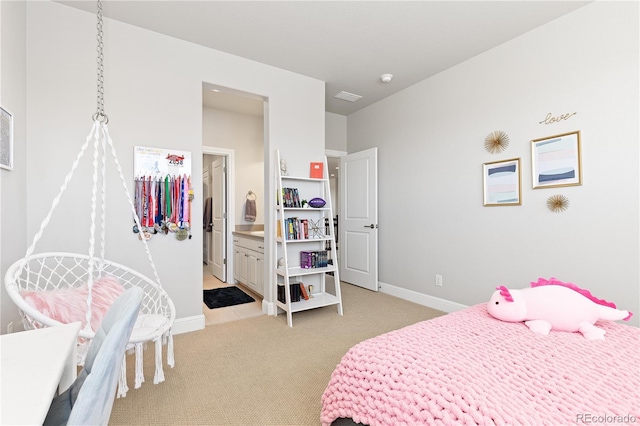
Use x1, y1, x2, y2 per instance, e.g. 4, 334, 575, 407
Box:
334, 91, 362, 102
212, 89, 221, 92
381, 74, 393, 83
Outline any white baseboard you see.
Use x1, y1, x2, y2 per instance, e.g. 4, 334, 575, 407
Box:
263, 300, 276, 316
172, 284, 466, 336
172, 314, 205, 335
378, 281, 468, 313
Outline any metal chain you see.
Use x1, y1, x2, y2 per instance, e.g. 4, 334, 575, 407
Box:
93, 0, 108, 123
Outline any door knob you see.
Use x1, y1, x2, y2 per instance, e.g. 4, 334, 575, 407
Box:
364, 224, 376, 229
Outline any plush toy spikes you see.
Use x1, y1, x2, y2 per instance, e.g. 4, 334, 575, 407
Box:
496, 286, 513, 302
530, 277, 617, 308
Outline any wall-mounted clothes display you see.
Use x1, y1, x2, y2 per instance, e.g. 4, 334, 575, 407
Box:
133, 146, 193, 240
134, 174, 192, 237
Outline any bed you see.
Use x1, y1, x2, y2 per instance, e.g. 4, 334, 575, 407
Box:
321, 304, 640, 426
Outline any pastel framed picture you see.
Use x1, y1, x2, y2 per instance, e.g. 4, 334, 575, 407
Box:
483, 158, 521, 206
531, 130, 582, 189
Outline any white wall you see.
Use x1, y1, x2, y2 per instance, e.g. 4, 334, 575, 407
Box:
0, 1, 27, 332
0, 1, 325, 333
203, 107, 264, 226
348, 1, 639, 325
325, 112, 347, 152
325, 112, 347, 225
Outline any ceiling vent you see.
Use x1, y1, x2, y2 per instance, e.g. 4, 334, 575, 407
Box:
334, 91, 362, 102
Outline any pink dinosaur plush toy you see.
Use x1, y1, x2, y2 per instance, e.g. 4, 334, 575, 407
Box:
487, 277, 632, 340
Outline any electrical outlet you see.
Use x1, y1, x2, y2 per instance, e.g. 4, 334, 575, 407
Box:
7, 322, 14, 334
435, 274, 443, 287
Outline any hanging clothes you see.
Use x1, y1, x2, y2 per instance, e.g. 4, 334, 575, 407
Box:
133, 174, 193, 236
204, 197, 213, 232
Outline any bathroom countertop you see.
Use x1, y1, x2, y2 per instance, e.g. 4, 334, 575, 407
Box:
232, 230, 265, 240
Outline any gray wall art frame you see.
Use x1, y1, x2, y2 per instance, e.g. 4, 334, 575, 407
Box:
0, 105, 13, 170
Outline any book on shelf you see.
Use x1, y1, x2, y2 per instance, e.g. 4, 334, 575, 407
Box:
287, 218, 295, 240
299, 283, 310, 300
310, 162, 324, 179
282, 188, 302, 208
292, 188, 301, 206
283, 217, 310, 240
277, 283, 302, 303
300, 250, 328, 268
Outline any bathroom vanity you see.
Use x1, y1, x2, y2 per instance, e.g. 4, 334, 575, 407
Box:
232, 231, 265, 296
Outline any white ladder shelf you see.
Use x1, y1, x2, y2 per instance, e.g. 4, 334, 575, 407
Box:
274, 150, 343, 327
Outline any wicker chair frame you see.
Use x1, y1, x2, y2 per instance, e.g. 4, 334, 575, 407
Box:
5, 252, 176, 397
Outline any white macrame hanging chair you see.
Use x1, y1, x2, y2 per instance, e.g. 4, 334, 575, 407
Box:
3, 1, 175, 398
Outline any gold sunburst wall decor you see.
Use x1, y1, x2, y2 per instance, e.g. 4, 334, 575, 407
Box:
484, 130, 510, 154
547, 194, 569, 213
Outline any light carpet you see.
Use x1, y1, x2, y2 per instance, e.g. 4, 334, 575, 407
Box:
110, 282, 445, 425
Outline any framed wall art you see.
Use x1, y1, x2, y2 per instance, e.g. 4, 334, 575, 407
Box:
483, 158, 521, 206
0, 105, 13, 170
531, 130, 582, 189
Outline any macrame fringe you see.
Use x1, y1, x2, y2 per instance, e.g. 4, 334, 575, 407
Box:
154, 338, 165, 384
117, 354, 129, 398
135, 342, 144, 389
76, 339, 90, 366
167, 331, 175, 367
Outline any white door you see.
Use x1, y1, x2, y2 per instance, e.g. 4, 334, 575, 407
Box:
211, 157, 226, 281
339, 148, 378, 291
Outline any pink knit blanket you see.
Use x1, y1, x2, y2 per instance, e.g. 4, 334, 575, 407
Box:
321, 304, 640, 426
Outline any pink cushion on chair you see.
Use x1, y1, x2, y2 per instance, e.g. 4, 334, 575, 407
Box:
21, 276, 125, 332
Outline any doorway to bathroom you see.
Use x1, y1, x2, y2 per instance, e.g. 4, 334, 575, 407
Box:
202, 83, 267, 325
202, 84, 265, 281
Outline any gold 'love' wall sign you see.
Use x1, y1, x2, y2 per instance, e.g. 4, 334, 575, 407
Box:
538, 111, 577, 125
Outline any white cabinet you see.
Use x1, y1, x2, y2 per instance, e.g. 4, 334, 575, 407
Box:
274, 150, 343, 327
233, 235, 265, 296
256, 252, 264, 296
247, 251, 258, 290
247, 241, 265, 295
234, 245, 247, 284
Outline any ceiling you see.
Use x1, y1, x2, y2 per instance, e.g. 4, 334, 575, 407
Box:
202, 87, 264, 117
58, 1, 590, 116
